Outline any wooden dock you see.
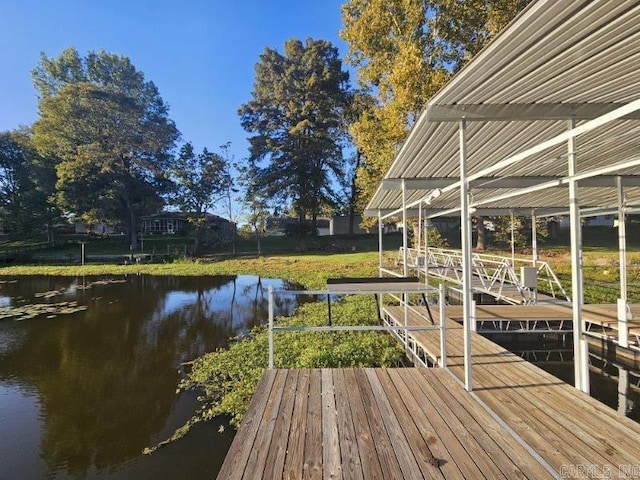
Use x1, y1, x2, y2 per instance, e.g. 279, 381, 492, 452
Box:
218, 303, 640, 479
384, 305, 640, 477
218, 368, 553, 479
441, 303, 640, 347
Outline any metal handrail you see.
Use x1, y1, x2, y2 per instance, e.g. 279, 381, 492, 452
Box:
398, 246, 570, 304
267, 285, 445, 370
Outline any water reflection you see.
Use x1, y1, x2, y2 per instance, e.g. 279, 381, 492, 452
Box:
0, 275, 303, 479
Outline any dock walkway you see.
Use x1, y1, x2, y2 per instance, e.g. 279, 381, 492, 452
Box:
384, 305, 640, 477
218, 303, 640, 478
218, 368, 552, 479
439, 303, 640, 348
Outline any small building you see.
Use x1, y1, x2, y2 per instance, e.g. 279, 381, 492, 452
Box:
140, 212, 188, 235
140, 212, 236, 240
74, 222, 119, 235
330, 215, 376, 235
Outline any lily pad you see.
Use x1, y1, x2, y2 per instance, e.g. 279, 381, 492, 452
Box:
0, 301, 88, 321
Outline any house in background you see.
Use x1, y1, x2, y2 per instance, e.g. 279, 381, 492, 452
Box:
140, 212, 236, 240
74, 222, 120, 235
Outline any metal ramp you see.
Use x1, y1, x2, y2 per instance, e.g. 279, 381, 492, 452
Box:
398, 247, 570, 305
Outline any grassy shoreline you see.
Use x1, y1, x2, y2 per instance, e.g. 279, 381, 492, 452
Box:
2, 244, 638, 301
0, 251, 386, 289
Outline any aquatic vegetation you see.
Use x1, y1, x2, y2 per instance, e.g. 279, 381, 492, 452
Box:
144, 294, 405, 453
0, 301, 87, 321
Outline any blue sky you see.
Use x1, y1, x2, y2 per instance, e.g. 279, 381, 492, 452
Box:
0, 0, 350, 162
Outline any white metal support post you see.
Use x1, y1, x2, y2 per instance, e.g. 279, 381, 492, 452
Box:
459, 120, 473, 392
424, 215, 429, 290
268, 286, 274, 369
532, 209, 538, 304
617, 177, 629, 348
568, 119, 589, 394
618, 367, 629, 416
418, 201, 422, 256
439, 283, 447, 368
402, 179, 409, 277
377, 210, 385, 319
378, 210, 383, 278
510, 209, 515, 267
402, 180, 409, 333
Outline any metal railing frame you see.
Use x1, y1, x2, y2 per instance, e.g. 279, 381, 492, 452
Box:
397, 246, 570, 304
267, 284, 452, 373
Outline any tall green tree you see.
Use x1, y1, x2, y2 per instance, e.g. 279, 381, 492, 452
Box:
169, 142, 227, 253
0, 129, 57, 238
340, 0, 529, 224
32, 48, 179, 248
219, 142, 238, 255
239, 38, 350, 249
236, 160, 270, 255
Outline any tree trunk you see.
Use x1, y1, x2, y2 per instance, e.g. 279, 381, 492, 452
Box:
476, 217, 486, 251
193, 227, 200, 255
254, 230, 262, 255
296, 209, 307, 252
348, 150, 362, 235
128, 208, 138, 250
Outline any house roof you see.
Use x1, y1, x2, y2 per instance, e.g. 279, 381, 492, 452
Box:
365, 0, 640, 218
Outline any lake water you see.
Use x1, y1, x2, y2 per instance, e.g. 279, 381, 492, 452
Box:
2, 276, 638, 479
0, 275, 303, 480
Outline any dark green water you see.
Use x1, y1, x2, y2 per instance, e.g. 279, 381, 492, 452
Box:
0, 275, 302, 479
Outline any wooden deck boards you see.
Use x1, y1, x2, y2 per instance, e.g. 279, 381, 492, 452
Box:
385, 305, 640, 477
218, 368, 552, 479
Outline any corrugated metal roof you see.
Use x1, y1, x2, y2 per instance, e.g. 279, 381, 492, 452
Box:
366, 0, 640, 217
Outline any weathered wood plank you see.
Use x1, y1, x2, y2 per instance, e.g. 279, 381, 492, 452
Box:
427, 369, 553, 480
303, 370, 323, 480
412, 371, 510, 480
283, 369, 311, 479
342, 369, 384, 479
217, 369, 277, 480
384, 303, 640, 476
263, 369, 299, 479
397, 368, 500, 479
466, 355, 640, 470
385, 369, 467, 480
332, 369, 364, 480
321, 369, 342, 480
352, 369, 404, 479
242, 369, 288, 479
365, 369, 443, 480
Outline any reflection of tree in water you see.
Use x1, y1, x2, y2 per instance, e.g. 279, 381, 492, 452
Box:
0, 274, 300, 477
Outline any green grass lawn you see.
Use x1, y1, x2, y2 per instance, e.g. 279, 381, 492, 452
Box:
1, 229, 639, 303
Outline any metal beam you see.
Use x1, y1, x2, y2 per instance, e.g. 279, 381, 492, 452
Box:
381, 175, 640, 191
459, 120, 473, 392
426, 102, 640, 122
402, 180, 408, 277
618, 178, 629, 349
378, 210, 383, 279
426, 99, 640, 204
567, 119, 589, 394
365, 206, 596, 219
470, 158, 640, 208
